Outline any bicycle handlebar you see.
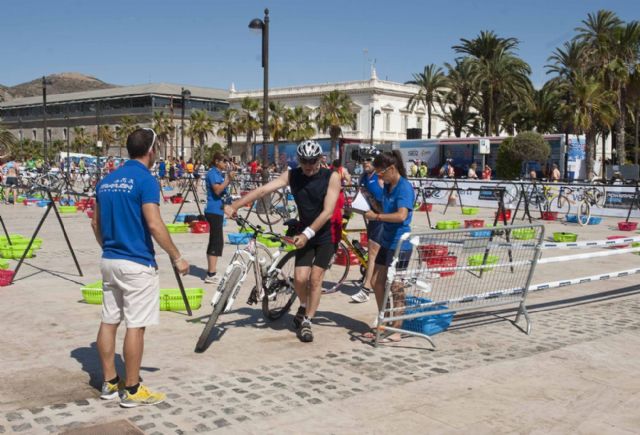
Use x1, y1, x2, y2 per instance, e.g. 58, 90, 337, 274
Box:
234, 217, 295, 245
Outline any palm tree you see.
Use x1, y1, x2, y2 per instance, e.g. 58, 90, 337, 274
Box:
187, 110, 215, 163
152, 111, 174, 159
216, 108, 239, 153
97, 125, 115, 156
627, 70, 640, 164
562, 72, 617, 178
438, 59, 479, 137
71, 127, 91, 153
286, 106, 316, 142
453, 30, 533, 135
575, 10, 633, 163
269, 101, 289, 166
316, 90, 356, 160
238, 97, 260, 161
0, 125, 17, 158
117, 116, 139, 157
405, 64, 448, 138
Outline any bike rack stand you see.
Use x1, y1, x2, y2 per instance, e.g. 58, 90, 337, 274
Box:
625, 181, 639, 223
0, 215, 12, 245
11, 187, 83, 285
172, 176, 204, 223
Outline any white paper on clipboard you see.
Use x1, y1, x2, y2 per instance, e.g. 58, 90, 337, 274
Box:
350, 191, 371, 214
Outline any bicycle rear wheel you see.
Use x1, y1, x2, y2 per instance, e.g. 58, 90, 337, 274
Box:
255, 190, 284, 225
323, 242, 351, 294
262, 250, 297, 320
195, 265, 244, 352
577, 200, 591, 226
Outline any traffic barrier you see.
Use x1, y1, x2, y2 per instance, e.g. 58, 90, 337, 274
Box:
374, 224, 544, 348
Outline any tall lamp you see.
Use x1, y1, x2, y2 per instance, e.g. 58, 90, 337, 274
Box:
41, 76, 53, 165
249, 8, 270, 163
180, 88, 191, 159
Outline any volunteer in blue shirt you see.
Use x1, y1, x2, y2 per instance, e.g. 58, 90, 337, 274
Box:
204, 153, 236, 284
352, 147, 385, 303
92, 128, 189, 407
363, 150, 414, 342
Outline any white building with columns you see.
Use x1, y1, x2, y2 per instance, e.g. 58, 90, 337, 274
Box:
228, 68, 444, 157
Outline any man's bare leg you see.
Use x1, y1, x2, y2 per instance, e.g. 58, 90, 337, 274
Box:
123, 327, 145, 387
96, 322, 119, 381
305, 266, 326, 318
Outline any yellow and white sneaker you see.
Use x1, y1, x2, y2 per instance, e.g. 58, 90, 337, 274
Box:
100, 379, 124, 400
119, 384, 166, 408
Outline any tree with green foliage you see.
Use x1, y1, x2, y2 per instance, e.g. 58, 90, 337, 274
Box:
286, 106, 315, 142
316, 90, 356, 160
406, 64, 448, 138
238, 97, 260, 161
438, 59, 480, 137
72, 127, 92, 153
0, 125, 17, 158
269, 101, 289, 166
188, 110, 215, 163
496, 132, 550, 179
152, 111, 174, 159
117, 116, 139, 157
216, 108, 239, 153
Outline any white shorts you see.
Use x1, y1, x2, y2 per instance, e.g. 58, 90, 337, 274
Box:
100, 259, 160, 328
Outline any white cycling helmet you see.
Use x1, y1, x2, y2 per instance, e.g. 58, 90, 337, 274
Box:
297, 140, 323, 159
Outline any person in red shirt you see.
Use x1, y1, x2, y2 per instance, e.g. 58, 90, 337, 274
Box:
482, 164, 492, 180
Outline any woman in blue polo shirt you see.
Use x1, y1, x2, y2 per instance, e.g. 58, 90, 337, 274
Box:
204, 153, 235, 284
363, 150, 414, 342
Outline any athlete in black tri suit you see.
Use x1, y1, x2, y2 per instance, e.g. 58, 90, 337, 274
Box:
225, 141, 341, 342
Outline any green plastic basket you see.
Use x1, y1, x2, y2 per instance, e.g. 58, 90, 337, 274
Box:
257, 234, 281, 248
58, 205, 78, 214
468, 254, 499, 272
0, 238, 43, 250
436, 220, 461, 230
462, 207, 479, 215
81, 281, 204, 311
165, 223, 190, 233
0, 259, 9, 270
0, 235, 26, 244
632, 242, 640, 256
0, 245, 35, 259
511, 228, 536, 240
553, 232, 578, 243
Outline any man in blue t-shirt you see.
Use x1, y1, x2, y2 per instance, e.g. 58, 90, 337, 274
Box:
92, 128, 189, 408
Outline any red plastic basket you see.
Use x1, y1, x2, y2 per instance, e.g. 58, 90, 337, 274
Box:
191, 221, 210, 234
0, 270, 15, 286
334, 249, 360, 266
495, 209, 512, 221
464, 219, 485, 228
417, 244, 449, 263
419, 203, 433, 212
607, 235, 630, 249
171, 197, 184, 204
426, 255, 457, 277
618, 221, 638, 231
360, 232, 368, 248
541, 211, 558, 221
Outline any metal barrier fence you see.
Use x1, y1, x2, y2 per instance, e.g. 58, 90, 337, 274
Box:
375, 224, 544, 348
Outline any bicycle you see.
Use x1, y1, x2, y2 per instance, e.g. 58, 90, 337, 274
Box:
575, 185, 607, 226
195, 217, 298, 352
323, 212, 369, 294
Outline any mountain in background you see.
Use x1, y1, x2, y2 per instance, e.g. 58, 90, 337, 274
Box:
2, 73, 118, 100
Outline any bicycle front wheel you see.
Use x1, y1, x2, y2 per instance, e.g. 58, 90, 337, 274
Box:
195, 265, 244, 352
324, 242, 351, 294
577, 200, 591, 226
256, 190, 285, 225
262, 250, 297, 320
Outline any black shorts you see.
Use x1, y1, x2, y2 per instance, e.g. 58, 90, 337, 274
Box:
375, 246, 412, 269
5, 177, 18, 187
295, 243, 337, 270
366, 220, 384, 245
205, 213, 224, 256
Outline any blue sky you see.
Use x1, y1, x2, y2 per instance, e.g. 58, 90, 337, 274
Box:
1, 0, 638, 90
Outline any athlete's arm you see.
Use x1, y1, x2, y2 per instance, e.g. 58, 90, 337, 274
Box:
225, 170, 288, 217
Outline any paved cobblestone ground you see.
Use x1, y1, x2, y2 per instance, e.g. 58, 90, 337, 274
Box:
0, 202, 639, 433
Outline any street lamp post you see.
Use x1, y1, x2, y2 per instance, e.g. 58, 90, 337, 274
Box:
42, 76, 52, 165
249, 8, 269, 163
370, 108, 381, 145
65, 115, 70, 178
180, 88, 191, 159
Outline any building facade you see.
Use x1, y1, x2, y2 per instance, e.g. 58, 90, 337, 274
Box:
228, 68, 444, 157
0, 83, 229, 159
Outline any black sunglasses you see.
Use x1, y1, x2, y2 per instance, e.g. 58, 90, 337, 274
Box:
299, 157, 319, 165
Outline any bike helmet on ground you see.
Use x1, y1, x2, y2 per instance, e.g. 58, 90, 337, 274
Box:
297, 140, 323, 159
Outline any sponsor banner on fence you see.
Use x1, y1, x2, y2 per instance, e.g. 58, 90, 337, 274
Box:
409, 178, 639, 218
